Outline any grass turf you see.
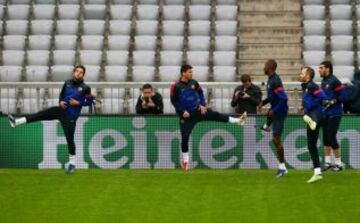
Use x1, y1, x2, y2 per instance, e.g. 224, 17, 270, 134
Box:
0, 169, 359, 223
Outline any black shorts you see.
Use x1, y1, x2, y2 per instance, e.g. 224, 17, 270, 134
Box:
272, 116, 286, 137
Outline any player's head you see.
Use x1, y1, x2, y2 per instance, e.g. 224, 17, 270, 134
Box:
299, 66, 315, 83
73, 65, 86, 80
319, 61, 332, 78
142, 83, 153, 98
264, 59, 277, 76
181, 64, 193, 80
241, 74, 252, 88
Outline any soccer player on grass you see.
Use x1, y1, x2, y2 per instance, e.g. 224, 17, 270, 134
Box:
171, 64, 246, 171
319, 61, 348, 172
256, 59, 289, 178
8, 65, 94, 173
299, 67, 328, 183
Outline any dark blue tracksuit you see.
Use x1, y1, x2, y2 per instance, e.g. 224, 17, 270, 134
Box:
171, 78, 229, 153
302, 81, 328, 169
321, 74, 348, 149
262, 73, 289, 136
25, 79, 94, 155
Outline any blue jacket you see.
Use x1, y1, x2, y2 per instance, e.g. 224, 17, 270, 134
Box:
263, 73, 288, 116
170, 78, 206, 115
321, 74, 348, 117
59, 79, 94, 120
302, 81, 328, 121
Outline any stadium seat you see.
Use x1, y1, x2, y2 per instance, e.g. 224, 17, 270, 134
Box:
311, 65, 322, 82
108, 35, 130, 50
215, 36, 237, 51
103, 88, 126, 100
82, 65, 100, 81
215, 21, 237, 35
0, 99, 17, 113
23, 98, 44, 114
81, 35, 104, 50
2, 50, 25, 66
192, 66, 209, 81
213, 66, 236, 82
56, 20, 79, 35
330, 5, 352, 20
109, 20, 132, 35
160, 51, 183, 66
331, 35, 353, 51
51, 65, 73, 81
104, 66, 128, 81
25, 66, 48, 82
331, 20, 352, 35
189, 21, 211, 36
3, 35, 26, 50
163, 0, 184, 4
27, 50, 50, 66
331, 0, 350, 3
110, 5, 133, 20
188, 36, 210, 51
33, 4, 56, 19
129, 88, 141, 98
106, 51, 129, 65
211, 99, 233, 114
159, 66, 180, 81
0, 66, 22, 82
303, 5, 325, 20
132, 51, 156, 66
212, 88, 233, 99
303, 51, 326, 66
79, 50, 103, 66
191, 0, 211, 5
10, 0, 31, 3
189, 5, 211, 20
54, 35, 78, 50
304, 0, 324, 3
53, 50, 76, 65
83, 20, 105, 35
23, 88, 46, 98
60, 0, 80, 3
217, 0, 237, 4
162, 5, 185, 20
333, 65, 354, 80
161, 36, 184, 51
304, 35, 326, 51
303, 20, 326, 35
35, 0, 57, 4
84, 4, 106, 19
213, 51, 236, 66
216, 5, 238, 20
331, 51, 354, 65
28, 35, 52, 50
186, 51, 209, 66
0, 88, 17, 99
7, 5, 30, 20
134, 36, 157, 50
102, 99, 124, 114
86, 0, 106, 4
58, 5, 80, 20
132, 66, 155, 81
137, 5, 159, 20
31, 20, 54, 35
136, 20, 158, 35
138, 0, 158, 4
6, 20, 28, 35
162, 20, 185, 35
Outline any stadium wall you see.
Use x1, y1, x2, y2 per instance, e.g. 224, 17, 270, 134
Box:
1, 115, 359, 169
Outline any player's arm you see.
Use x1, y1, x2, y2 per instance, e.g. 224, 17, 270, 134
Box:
59, 82, 66, 103
170, 82, 185, 115
271, 83, 288, 115
333, 79, 348, 103
195, 81, 206, 106
307, 85, 327, 111
78, 86, 94, 106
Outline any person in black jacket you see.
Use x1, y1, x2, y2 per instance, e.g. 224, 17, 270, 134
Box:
136, 84, 163, 114
231, 74, 262, 114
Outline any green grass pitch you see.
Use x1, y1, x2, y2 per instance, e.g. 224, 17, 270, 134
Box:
0, 169, 359, 223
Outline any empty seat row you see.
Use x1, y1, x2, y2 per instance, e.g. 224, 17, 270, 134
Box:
304, 35, 354, 51
303, 5, 353, 20
304, 20, 355, 35
303, 51, 354, 66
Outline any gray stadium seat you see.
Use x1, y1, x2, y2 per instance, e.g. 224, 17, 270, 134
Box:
51, 65, 73, 81
303, 51, 326, 66
304, 20, 326, 35
159, 66, 180, 81
217, 0, 237, 4
162, 5, 185, 20
331, 20, 352, 35
25, 66, 48, 81
216, 5, 238, 20
188, 36, 210, 51
304, 0, 324, 4
331, 51, 354, 65
56, 20, 79, 35
79, 50, 103, 65
160, 51, 183, 66
106, 51, 129, 65
0, 88, 17, 99
191, 0, 211, 5
108, 35, 130, 50
113, 0, 132, 4
104, 66, 128, 81
0, 66, 22, 82
136, 20, 158, 35
213, 51, 236, 66
186, 51, 209, 66
33, 4, 56, 19
192, 66, 209, 81
31, 20, 54, 35
82, 65, 100, 81
28, 35, 52, 50
333, 65, 354, 80
215, 21, 237, 35
137, 5, 159, 20
189, 5, 211, 20
215, 36, 237, 51
331, 0, 350, 3
6, 20, 28, 35
58, 5, 80, 20
53, 50, 76, 65
189, 21, 211, 35
10, 0, 31, 3
163, 0, 184, 4
138, 0, 158, 4
303, 5, 325, 20
54, 35, 78, 50
86, 0, 106, 3
3, 35, 26, 50
83, 20, 105, 35
162, 20, 185, 35
132, 66, 155, 82
27, 50, 50, 66
330, 5, 352, 20
110, 5, 133, 20
35, 0, 57, 3
304, 35, 326, 51
0, 99, 17, 113
84, 4, 106, 19
7, 5, 30, 20
2, 50, 25, 66
161, 36, 184, 51
133, 51, 156, 66
81, 35, 104, 50
331, 35, 353, 51
109, 20, 132, 35
135, 35, 157, 50
213, 66, 236, 82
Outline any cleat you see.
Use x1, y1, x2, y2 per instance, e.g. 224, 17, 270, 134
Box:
8, 114, 16, 128
307, 174, 323, 183
182, 160, 188, 172
254, 124, 271, 132
66, 164, 76, 174
303, 115, 317, 130
239, 112, 247, 126
275, 169, 288, 178
332, 164, 344, 172
322, 163, 333, 172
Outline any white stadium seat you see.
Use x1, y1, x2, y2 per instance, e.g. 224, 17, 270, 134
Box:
303, 51, 326, 66
160, 51, 183, 66
132, 66, 155, 81
83, 20, 105, 35
135, 36, 157, 50
303, 5, 325, 20
27, 50, 50, 66
0, 66, 22, 82
2, 50, 25, 66
331, 51, 354, 65
33, 4, 56, 19
213, 51, 236, 66
188, 36, 210, 51
108, 35, 130, 50
83, 65, 101, 81
162, 20, 185, 35
330, 5, 352, 20
6, 20, 28, 35
113, 0, 132, 3
333, 65, 354, 80
163, 0, 184, 4
216, 6, 238, 20
331, 0, 350, 3
54, 35, 78, 50
110, 5, 133, 20
137, 5, 159, 20
192, 66, 209, 81
132, 51, 156, 66
31, 20, 54, 35
3, 35, 26, 50
211, 99, 233, 114
217, 0, 237, 4
7, 5, 30, 20
136, 20, 158, 35
0, 99, 17, 113
102, 99, 124, 114
304, 0, 324, 3
331, 20, 352, 35
25, 66, 48, 82
28, 35, 52, 50
53, 50, 76, 65
106, 51, 129, 65
79, 50, 103, 65
51, 65, 73, 81
109, 20, 132, 35
162, 5, 185, 20
191, 0, 211, 5
10, 0, 31, 3
103, 88, 126, 99
81, 35, 104, 50
189, 21, 211, 36
0, 88, 17, 99
215, 21, 237, 35
215, 36, 237, 51
86, 0, 106, 4
56, 20, 79, 35
331, 35, 353, 51
23, 88, 46, 99
213, 66, 236, 82
159, 66, 180, 81
84, 4, 106, 19
304, 35, 326, 51
23, 99, 45, 114
189, 5, 211, 20
161, 36, 184, 51
138, 0, 158, 4
186, 51, 209, 66
104, 66, 128, 81
58, 5, 80, 20
303, 20, 326, 35
212, 88, 233, 99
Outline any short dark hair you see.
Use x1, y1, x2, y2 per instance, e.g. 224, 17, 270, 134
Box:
241, 74, 251, 83
266, 59, 277, 71
74, 65, 86, 74
181, 64, 193, 75
142, 83, 153, 91
303, 66, 315, 80
320, 61, 333, 75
